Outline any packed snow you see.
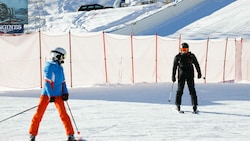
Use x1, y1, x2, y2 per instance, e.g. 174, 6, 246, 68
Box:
1, 83, 250, 141
1, 0, 250, 141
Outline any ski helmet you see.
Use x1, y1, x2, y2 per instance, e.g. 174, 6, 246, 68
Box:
51, 47, 66, 64
181, 42, 189, 52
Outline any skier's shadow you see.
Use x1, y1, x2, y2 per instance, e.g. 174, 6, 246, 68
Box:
199, 111, 250, 118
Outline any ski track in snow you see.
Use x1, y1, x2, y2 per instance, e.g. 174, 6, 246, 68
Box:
0, 83, 250, 141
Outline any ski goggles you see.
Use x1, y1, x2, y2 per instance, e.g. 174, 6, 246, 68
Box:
181, 47, 189, 52
62, 54, 66, 59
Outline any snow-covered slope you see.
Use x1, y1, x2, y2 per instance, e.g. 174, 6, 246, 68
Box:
168, 0, 250, 39
1, 83, 250, 141
26, 0, 165, 33
25, 0, 250, 39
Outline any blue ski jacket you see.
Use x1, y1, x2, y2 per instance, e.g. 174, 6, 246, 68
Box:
41, 60, 68, 97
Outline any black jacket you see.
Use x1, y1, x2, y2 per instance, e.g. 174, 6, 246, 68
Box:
172, 52, 201, 79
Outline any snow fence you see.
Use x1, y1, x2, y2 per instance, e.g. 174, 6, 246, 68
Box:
0, 32, 249, 89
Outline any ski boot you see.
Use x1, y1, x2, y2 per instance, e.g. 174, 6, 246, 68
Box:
192, 105, 198, 114
176, 105, 184, 113
177, 105, 180, 111
29, 135, 35, 141
67, 134, 76, 141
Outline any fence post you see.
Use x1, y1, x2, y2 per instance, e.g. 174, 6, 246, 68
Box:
178, 34, 181, 51
68, 30, 73, 87
102, 31, 108, 83
222, 38, 228, 83
248, 60, 249, 81
130, 33, 135, 84
204, 37, 209, 84
155, 33, 158, 83
39, 30, 42, 88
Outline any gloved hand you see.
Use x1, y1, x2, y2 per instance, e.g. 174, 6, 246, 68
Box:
49, 96, 55, 102
198, 73, 202, 79
62, 94, 69, 101
172, 75, 176, 82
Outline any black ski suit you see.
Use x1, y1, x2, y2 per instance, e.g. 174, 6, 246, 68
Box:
172, 52, 202, 106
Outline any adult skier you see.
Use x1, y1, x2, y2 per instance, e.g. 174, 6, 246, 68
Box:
29, 47, 75, 141
172, 43, 202, 113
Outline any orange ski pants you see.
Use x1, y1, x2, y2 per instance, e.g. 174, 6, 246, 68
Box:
29, 95, 74, 136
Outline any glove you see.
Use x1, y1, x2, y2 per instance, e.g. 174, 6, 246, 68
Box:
49, 96, 55, 102
172, 75, 176, 82
198, 73, 202, 79
62, 94, 69, 101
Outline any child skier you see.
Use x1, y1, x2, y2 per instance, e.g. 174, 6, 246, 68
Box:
29, 47, 75, 141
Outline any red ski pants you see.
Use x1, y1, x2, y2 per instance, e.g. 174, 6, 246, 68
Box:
29, 95, 74, 136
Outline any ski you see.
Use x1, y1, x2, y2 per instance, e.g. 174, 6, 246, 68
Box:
178, 110, 185, 114
192, 110, 199, 114
171, 107, 201, 114
172, 107, 184, 114
62, 139, 86, 141
62, 137, 87, 141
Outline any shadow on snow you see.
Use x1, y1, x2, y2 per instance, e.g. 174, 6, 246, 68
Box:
0, 83, 249, 106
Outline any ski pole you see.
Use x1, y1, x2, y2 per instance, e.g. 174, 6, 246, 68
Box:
0, 105, 37, 123
66, 101, 80, 135
168, 82, 174, 102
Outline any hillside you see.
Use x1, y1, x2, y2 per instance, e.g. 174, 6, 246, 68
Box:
25, 0, 250, 39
